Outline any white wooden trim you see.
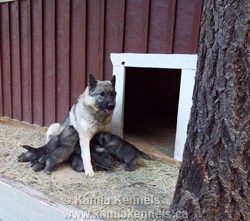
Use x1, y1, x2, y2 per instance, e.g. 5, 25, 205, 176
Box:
110, 53, 197, 70
111, 66, 126, 136
174, 69, 196, 161
110, 53, 197, 161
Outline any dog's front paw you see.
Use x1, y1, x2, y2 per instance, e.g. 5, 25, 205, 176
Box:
84, 168, 95, 177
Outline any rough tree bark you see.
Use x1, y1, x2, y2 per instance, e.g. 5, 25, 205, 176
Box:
169, 0, 250, 220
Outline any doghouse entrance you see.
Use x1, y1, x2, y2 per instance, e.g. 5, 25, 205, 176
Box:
111, 53, 197, 161
123, 67, 181, 158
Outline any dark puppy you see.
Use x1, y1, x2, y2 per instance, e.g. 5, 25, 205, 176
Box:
43, 126, 79, 175
90, 143, 114, 171
18, 136, 59, 172
69, 154, 84, 172
70, 142, 113, 172
69, 142, 84, 172
94, 132, 150, 171
18, 126, 79, 174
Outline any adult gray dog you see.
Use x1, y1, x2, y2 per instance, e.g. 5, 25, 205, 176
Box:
46, 74, 116, 176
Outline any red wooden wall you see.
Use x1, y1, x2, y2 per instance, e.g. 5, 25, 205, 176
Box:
0, 0, 202, 126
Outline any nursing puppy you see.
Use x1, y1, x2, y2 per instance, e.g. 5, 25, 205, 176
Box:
70, 142, 114, 172
43, 126, 79, 174
46, 74, 116, 177
94, 132, 150, 171
18, 136, 59, 164
18, 126, 79, 175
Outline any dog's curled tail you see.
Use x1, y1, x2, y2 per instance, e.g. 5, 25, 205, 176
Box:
46, 123, 61, 143
139, 151, 151, 160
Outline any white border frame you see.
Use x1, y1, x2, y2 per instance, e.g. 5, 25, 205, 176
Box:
110, 53, 197, 161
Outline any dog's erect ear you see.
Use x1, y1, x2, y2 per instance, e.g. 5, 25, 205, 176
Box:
111, 75, 116, 88
88, 74, 97, 92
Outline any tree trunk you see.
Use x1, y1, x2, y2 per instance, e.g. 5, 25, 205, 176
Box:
169, 0, 250, 220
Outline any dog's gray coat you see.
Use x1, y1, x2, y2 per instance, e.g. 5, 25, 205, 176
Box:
70, 142, 113, 172
94, 132, 151, 171
46, 74, 116, 176
18, 126, 79, 174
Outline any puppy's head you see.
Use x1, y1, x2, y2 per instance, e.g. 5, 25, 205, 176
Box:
88, 74, 117, 114
96, 132, 118, 153
97, 132, 111, 145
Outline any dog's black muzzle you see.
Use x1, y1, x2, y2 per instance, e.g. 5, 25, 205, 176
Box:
107, 104, 115, 111
102, 103, 115, 114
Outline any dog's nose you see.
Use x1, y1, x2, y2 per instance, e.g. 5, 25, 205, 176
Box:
107, 104, 115, 110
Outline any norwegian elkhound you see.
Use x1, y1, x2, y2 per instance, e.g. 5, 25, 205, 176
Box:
18, 134, 59, 164
93, 132, 151, 171
18, 126, 79, 174
46, 74, 116, 176
70, 142, 114, 172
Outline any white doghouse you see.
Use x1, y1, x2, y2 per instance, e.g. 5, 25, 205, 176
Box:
110, 53, 197, 161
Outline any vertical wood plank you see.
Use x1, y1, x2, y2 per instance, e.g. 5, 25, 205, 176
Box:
31, 0, 43, 125
10, 1, 22, 121
124, 0, 150, 53
104, 0, 126, 79
148, 0, 168, 53
43, 0, 56, 126
86, 0, 105, 80
70, 0, 86, 106
173, 0, 197, 53
99, 0, 105, 80
56, 0, 70, 122
166, 0, 177, 53
142, 0, 150, 53
0, 3, 12, 118
19, 0, 32, 123
189, 0, 203, 53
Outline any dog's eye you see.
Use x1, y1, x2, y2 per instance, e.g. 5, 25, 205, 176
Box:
99, 91, 105, 96
111, 91, 116, 97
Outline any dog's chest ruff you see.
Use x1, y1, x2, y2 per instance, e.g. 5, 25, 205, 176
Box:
69, 94, 112, 135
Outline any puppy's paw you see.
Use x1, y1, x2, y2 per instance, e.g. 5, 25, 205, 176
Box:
17, 155, 26, 162
32, 163, 44, 172
44, 170, 52, 175
124, 163, 135, 171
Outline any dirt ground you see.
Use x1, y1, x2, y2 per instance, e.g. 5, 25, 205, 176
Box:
0, 117, 180, 220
